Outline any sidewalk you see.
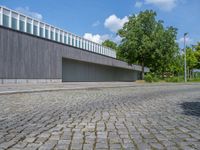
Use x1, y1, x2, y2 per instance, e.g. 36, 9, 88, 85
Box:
0, 82, 199, 95
0, 82, 140, 95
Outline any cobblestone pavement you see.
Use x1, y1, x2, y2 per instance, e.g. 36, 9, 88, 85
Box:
0, 84, 200, 150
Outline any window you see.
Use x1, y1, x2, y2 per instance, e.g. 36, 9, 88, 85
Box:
55, 33, 58, 41
11, 17, 17, 30
40, 27, 44, 37
76, 39, 78, 47
79, 40, 81, 48
85, 42, 87, 50
68, 36, 71, 45
72, 38, 74, 46
64, 36, 67, 44
45, 29, 49, 38
82, 41, 84, 49
19, 20, 25, 32
26, 23, 32, 34
3, 14, 9, 27
60, 34, 62, 42
51, 31, 54, 40
33, 25, 38, 35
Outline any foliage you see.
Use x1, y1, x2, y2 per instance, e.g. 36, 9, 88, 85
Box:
151, 25, 179, 77
165, 76, 184, 82
102, 40, 124, 60
185, 47, 198, 71
144, 74, 153, 82
118, 10, 158, 79
194, 42, 200, 69
144, 73, 160, 83
102, 40, 118, 50
188, 77, 200, 82
118, 10, 179, 79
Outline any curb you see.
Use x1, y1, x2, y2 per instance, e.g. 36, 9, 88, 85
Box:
0, 83, 199, 95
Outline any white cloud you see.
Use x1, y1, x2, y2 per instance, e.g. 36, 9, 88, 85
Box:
104, 14, 128, 33
178, 37, 193, 44
83, 33, 122, 44
16, 6, 43, 20
145, 0, 177, 11
83, 33, 110, 44
92, 20, 100, 27
135, 1, 143, 8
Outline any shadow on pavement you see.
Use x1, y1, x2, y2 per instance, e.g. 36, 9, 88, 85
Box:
180, 101, 200, 117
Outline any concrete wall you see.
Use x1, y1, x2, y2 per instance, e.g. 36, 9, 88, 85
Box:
62, 58, 139, 82
0, 26, 142, 82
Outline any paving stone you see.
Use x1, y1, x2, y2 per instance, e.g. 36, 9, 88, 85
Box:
0, 84, 200, 149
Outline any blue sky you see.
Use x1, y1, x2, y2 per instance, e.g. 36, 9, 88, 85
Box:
1, 0, 200, 48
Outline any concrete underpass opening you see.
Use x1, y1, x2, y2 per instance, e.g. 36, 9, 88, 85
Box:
62, 58, 140, 82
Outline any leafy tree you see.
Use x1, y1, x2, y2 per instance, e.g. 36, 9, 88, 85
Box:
170, 53, 184, 76
152, 25, 179, 78
102, 40, 118, 50
194, 42, 200, 69
118, 10, 158, 79
118, 10, 179, 79
185, 47, 198, 78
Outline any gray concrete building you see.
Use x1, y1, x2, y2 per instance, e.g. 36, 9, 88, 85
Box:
0, 6, 147, 84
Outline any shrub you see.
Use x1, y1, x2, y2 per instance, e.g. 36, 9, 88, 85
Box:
144, 74, 153, 83
165, 76, 184, 82
188, 77, 200, 82
152, 76, 160, 82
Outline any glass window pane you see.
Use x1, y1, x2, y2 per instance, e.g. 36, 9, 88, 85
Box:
3, 14, 9, 27
45, 29, 49, 38
64, 36, 67, 43
11, 17, 17, 30
19, 20, 25, 32
60, 34, 62, 42
40, 27, 43, 37
51, 31, 54, 40
76, 39, 78, 47
55, 33, 58, 41
33, 25, 38, 35
68, 36, 71, 45
72, 38, 74, 46
26, 23, 32, 34
67, 35, 71, 44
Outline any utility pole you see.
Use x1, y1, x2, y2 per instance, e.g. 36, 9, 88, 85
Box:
184, 33, 188, 82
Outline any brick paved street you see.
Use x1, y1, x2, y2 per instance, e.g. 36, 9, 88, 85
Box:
0, 84, 200, 150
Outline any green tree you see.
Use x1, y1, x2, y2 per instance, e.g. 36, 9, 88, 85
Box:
118, 10, 179, 79
185, 47, 198, 78
170, 53, 184, 76
152, 25, 179, 78
194, 42, 200, 69
118, 10, 158, 79
102, 40, 118, 50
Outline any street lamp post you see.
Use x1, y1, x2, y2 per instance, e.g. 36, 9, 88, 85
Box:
184, 33, 188, 82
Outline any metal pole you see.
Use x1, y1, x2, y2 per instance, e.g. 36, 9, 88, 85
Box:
184, 33, 188, 82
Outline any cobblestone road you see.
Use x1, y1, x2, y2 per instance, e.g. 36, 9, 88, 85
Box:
0, 84, 200, 150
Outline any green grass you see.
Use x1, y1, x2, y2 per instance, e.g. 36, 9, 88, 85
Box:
144, 73, 200, 83
188, 78, 200, 82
